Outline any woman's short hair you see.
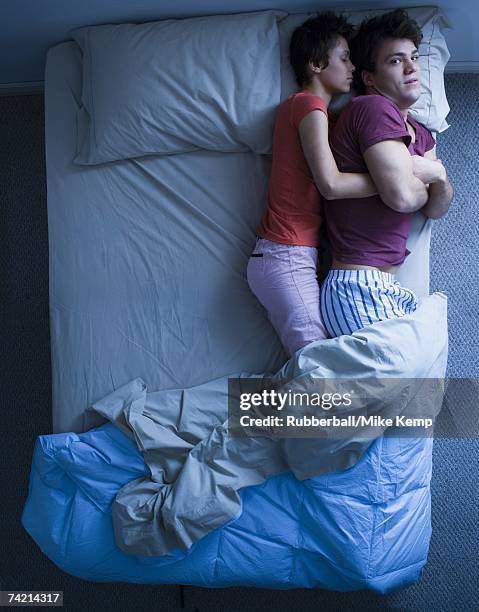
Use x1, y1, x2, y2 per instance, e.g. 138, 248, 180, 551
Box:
350, 9, 423, 94
290, 11, 354, 88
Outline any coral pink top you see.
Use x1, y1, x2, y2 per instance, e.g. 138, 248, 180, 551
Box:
257, 91, 328, 247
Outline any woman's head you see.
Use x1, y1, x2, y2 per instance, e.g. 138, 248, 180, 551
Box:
289, 12, 355, 93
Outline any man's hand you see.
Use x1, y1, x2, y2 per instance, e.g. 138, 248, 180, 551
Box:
412, 155, 446, 185
419, 147, 454, 220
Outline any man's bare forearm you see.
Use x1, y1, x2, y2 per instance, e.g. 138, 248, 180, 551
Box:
386, 176, 429, 213
421, 175, 454, 220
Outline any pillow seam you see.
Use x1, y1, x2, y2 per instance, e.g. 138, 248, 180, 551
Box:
87, 28, 98, 153
425, 14, 435, 127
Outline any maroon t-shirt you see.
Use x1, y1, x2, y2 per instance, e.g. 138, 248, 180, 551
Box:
324, 95, 436, 267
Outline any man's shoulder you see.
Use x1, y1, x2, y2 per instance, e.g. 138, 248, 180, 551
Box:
347, 94, 402, 116
335, 94, 406, 137
407, 113, 432, 135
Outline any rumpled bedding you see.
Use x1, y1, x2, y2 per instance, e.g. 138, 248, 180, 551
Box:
88, 293, 447, 557
22, 294, 447, 591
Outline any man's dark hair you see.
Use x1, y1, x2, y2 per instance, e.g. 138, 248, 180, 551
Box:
350, 9, 423, 94
289, 11, 354, 88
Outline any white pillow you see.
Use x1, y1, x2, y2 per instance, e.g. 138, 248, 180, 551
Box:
71, 11, 283, 164
279, 7, 451, 133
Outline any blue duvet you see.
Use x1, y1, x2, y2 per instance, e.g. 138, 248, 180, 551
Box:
23, 423, 433, 592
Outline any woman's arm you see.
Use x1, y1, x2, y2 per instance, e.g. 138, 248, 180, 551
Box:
299, 110, 377, 200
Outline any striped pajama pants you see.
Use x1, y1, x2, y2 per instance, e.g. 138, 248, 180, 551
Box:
320, 269, 418, 338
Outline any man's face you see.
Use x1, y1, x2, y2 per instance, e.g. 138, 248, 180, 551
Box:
362, 38, 421, 109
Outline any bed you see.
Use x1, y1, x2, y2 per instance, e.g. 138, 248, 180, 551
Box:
22, 8, 451, 592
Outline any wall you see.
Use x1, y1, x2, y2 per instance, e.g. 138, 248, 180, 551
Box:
1, 0, 478, 87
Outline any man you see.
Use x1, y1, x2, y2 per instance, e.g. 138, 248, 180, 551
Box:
318, 9, 453, 337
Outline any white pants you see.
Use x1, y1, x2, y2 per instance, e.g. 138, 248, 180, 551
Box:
321, 269, 418, 338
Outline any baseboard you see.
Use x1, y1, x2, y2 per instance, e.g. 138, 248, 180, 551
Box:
0, 64, 477, 95
445, 61, 479, 73
0, 81, 44, 96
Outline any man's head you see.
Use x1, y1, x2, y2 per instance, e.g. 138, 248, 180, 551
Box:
290, 11, 355, 93
350, 9, 423, 109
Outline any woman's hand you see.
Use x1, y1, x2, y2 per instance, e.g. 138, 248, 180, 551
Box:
412, 155, 446, 185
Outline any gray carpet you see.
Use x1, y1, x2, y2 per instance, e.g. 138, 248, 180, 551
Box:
1, 75, 478, 611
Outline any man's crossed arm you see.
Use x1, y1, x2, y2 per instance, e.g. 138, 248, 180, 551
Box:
418, 146, 454, 219
363, 139, 453, 219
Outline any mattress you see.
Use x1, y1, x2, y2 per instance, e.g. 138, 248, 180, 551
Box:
45, 41, 285, 434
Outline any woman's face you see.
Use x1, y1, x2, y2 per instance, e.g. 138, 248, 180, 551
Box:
317, 36, 355, 94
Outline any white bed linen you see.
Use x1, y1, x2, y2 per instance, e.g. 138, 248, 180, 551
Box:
45, 42, 285, 433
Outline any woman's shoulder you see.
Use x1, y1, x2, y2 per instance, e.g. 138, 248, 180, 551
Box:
285, 90, 328, 116
288, 89, 327, 104
274, 90, 328, 131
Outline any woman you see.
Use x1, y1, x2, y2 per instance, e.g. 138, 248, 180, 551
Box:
247, 12, 377, 357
